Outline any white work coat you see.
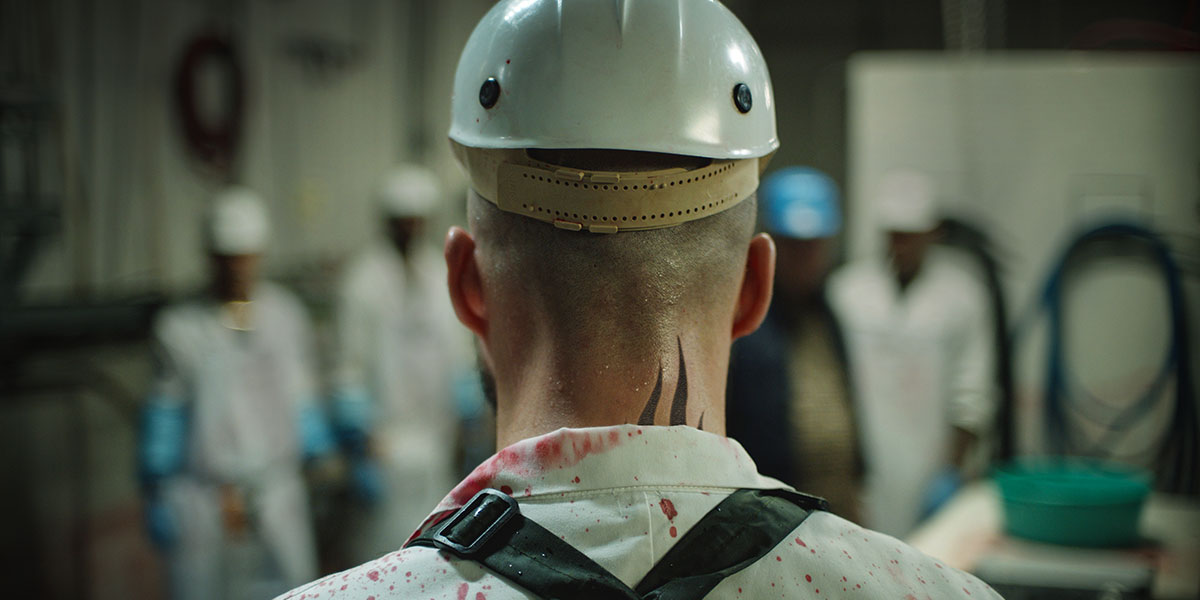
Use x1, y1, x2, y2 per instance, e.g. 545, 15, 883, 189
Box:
277, 425, 1000, 599
828, 249, 995, 537
334, 240, 466, 560
149, 282, 320, 600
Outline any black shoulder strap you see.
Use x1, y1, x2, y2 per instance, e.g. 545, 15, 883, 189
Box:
635, 488, 828, 599
407, 490, 638, 599
406, 488, 827, 600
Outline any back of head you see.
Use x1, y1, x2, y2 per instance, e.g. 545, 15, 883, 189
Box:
451, 0, 776, 354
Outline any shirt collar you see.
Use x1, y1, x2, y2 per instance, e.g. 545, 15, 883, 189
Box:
431, 424, 772, 516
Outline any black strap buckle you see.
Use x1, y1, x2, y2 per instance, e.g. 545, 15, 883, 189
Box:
432, 488, 520, 557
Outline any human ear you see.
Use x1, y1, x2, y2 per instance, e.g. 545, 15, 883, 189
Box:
444, 226, 488, 338
731, 233, 776, 339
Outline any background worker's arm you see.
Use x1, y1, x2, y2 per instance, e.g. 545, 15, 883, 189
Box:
923, 286, 996, 517
326, 280, 383, 502
137, 325, 188, 551
946, 284, 997, 471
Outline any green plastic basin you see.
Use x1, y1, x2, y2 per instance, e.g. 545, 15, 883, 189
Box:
994, 459, 1150, 547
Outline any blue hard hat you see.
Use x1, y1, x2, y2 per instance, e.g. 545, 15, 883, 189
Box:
759, 166, 842, 239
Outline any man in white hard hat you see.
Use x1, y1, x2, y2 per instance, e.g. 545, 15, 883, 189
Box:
139, 187, 332, 600
828, 170, 995, 537
331, 165, 474, 563
279, 2, 999, 598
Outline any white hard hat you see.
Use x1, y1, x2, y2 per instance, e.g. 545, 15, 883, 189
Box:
449, 0, 777, 233
377, 164, 440, 218
207, 186, 270, 255
875, 170, 939, 233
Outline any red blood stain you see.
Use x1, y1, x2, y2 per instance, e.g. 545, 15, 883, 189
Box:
524, 487, 532, 496
573, 476, 581, 483
444, 430, 622, 508
904, 595, 918, 600
340, 584, 348, 590
669, 526, 677, 537
367, 597, 375, 600
963, 589, 971, 596
500, 485, 513, 495
795, 537, 807, 547
659, 498, 677, 521
505, 59, 510, 64
534, 438, 562, 460
366, 570, 379, 581
805, 574, 812, 582
775, 556, 781, 561
476, 593, 487, 600
458, 583, 469, 600
405, 571, 412, 577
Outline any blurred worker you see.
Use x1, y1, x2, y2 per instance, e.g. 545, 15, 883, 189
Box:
828, 170, 995, 537
331, 165, 468, 562
138, 187, 333, 600
727, 166, 862, 523
279, 1, 999, 598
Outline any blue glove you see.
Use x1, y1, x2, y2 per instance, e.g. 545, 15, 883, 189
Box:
330, 386, 373, 456
919, 467, 962, 520
144, 498, 177, 551
350, 459, 384, 505
138, 399, 188, 485
298, 403, 337, 460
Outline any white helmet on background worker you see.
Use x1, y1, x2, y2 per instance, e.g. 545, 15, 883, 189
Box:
875, 170, 939, 233
207, 186, 270, 255
449, 0, 777, 233
377, 164, 440, 218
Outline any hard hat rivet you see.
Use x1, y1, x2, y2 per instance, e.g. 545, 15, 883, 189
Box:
480, 77, 500, 109
733, 83, 752, 113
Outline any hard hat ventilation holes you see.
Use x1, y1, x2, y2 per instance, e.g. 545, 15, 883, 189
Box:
452, 143, 769, 233
480, 78, 500, 109
733, 83, 752, 113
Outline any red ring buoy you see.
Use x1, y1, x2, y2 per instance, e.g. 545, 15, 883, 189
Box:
174, 33, 244, 170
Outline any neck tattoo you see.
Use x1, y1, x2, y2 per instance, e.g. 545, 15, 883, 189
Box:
637, 337, 698, 428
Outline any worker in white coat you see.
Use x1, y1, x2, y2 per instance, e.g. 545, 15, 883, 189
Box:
331, 165, 468, 562
138, 187, 333, 600
279, 1, 1000, 598
828, 170, 995, 537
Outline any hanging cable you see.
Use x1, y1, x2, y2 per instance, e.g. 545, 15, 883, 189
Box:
1017, 221, 1197, 495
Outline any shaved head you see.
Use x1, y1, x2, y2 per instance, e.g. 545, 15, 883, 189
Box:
467, 151, 757, 362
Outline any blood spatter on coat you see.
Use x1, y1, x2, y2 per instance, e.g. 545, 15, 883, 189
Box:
659, 498, 677, 521
457, 582, 469, 600
436, 428, 626, 510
